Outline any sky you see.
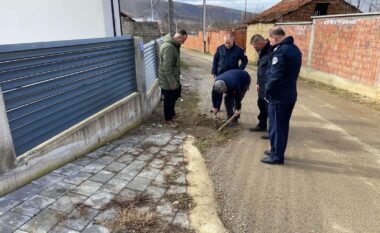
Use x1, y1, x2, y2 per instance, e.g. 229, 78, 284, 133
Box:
173, 0, 280, 13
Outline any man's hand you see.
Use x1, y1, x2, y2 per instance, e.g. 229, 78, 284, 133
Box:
256, 84, 260, 92
213, 108, 219, 114
213, 75, 216, 79
235, 109, 241, 116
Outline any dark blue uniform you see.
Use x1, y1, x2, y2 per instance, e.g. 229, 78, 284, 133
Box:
212, 44, 248, 76
212, 69, 251, 118
256, 40, 272, 129
265, 36, 302, 162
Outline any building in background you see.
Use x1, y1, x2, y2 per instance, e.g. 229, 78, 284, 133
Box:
0, 0, 122, 45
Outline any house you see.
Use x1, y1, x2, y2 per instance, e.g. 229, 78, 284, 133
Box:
245, 0, 361, 62
120, 10, 161, 43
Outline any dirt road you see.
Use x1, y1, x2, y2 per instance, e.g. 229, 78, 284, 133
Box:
181, 49, 380, 233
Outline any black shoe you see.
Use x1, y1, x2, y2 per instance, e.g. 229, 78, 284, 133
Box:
249, 126, 267, 132
260, 156, 284, 165
261, 135, 270, 140
228, 119, 238, 127
264, 150, 271, 155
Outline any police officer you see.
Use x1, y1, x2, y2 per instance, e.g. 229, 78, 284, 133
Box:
249, 34, 272, 133
211, 34, 248, 112
261, 27, 302, 165
212, 69, 251, 126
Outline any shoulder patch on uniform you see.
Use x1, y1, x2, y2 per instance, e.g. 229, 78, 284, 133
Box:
272, 57, 278, 65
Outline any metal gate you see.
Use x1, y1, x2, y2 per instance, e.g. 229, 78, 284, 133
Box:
0, 36, 137, 156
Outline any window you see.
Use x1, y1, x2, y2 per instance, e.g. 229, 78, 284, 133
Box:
314, 3, 329, 16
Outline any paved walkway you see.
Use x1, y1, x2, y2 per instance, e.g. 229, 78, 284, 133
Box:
0, 125, 192, 233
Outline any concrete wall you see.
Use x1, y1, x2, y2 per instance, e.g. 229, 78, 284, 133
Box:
275, 13, 380, 100
183, 28, 247, 55
245, 23, 274, 63
0, 37, 161, 195
122, 21, 161, 43
0, 0, 121, 45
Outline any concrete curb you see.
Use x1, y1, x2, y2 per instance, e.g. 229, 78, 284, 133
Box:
183, 136, 228, 233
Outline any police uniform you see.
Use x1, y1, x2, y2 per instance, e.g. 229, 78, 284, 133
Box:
264, 36, 302, 163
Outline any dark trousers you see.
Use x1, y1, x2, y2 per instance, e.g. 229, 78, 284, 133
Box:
161, 87, 181, 121
257, 98, 268, 129
224, 94, 235, 119
268, 103, 295, 161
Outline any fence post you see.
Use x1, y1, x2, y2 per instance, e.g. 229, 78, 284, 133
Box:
307, 19, 316, 67
0, 86, 16, 173
134, 37, 148, 113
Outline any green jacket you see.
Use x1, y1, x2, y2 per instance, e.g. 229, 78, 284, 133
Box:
158, 34, 181, 90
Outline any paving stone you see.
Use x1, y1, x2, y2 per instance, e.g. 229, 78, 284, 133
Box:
32, 173, 66, 187
80, 163, 106, 174
0, 211, 31, 231
94, 156, 115, 165
175, 172, 187, 185
12, 204, 41, 217
152, 172, 166, 186
137, 167, 161, 180
126, 177, 152, 192
159, 150, 169, 156
89, 170, 115, 184
118, 154, 135, 164
20, 208, 59, 232
104, 162, 126, 173
105, 148, 125, 159
53, 163, 82, 176
50, 225, 80, 233
99, 179, 127, 194
169, 138, 183, 145
86, 150, 104, 159
115, 160, 147, 181
71, 157, 95, 167
71, 180, 103, 196
119, 189, 138, 200
0, 224, 13, 233
14, 230, 29, 233
174, 134, 187, 140
135, 152, 154, 162
82, 223, 110, 233
60, 208, 98, 231
49, 193, 87, 214
94, 208, 118, 222
147, 146, 161, 154
162, 144, 178, 152
40, 181, 76, 199
143, 133, 173, 146
6, 183, 45, 202
167, 157, 184, 166
97, 144, 118, 153
156, 200, 175, 216
149, 159, 166, 169
21, 195, 55, 210
63, 172, 92, 185
0, 196, 21, 216
173, 212, 190, 229
167, 185, 187, 195
145, 186, 166, 202
84, 191, 114, 209
127, 148, 144, 156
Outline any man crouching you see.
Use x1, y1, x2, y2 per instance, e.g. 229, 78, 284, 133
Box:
212, 69, 251, 127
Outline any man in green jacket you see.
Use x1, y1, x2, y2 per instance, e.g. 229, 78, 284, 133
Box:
158, 30, 187, 127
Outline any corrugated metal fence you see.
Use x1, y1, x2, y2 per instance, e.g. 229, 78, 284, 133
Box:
144, 40, 158, 90
0, 37, 137, 156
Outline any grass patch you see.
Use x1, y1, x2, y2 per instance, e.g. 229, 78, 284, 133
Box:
165, 193, 194, 211
55, 212, 67, 224
300, 78, 380, 111
164, 170, 181, 186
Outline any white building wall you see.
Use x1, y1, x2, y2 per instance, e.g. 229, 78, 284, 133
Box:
0, 0, 121, 45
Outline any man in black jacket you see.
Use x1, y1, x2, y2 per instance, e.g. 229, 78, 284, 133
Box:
261, 27, 302, 165
212, 69, 251, 126
249, 34, 272, 133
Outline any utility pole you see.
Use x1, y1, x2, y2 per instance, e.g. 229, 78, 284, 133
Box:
203, 0, 206, 53
151, 0, 154, 21
244, 0, 247, 23
168, 0, 174, 35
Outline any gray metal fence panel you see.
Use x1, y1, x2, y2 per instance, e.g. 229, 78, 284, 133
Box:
144, 40, 158, 90
0, 36, 137, 156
